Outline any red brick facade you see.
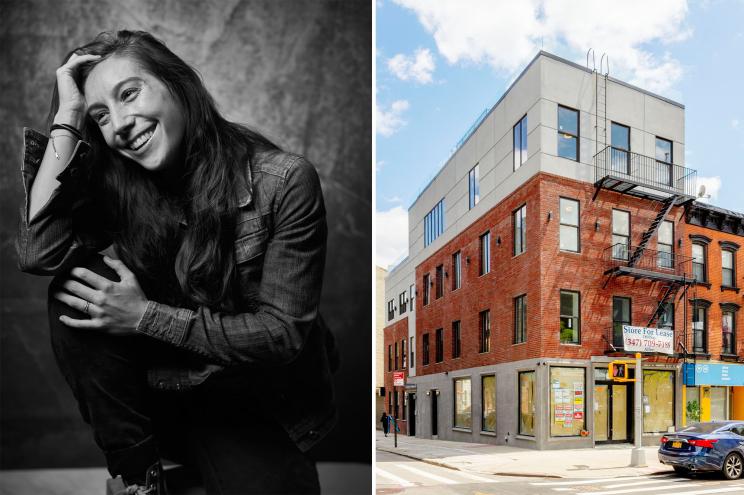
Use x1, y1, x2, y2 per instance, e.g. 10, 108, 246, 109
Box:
382, 317, 409, 434
412, 172, 744, 375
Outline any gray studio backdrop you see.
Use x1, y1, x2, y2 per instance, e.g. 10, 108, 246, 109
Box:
0, 0, 371, 468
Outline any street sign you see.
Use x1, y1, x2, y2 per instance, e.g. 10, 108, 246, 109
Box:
393, 371, 405, 387
622, 325, 673, 354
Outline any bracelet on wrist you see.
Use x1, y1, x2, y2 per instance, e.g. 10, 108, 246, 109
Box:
50, 123, 83, 141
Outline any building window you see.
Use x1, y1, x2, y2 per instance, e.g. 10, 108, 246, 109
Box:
514, 204, 527, 256
422, 333, 430, 366
692, 302, 709, 354
655, 136, 673, 187
424, 199, 445, 247
722, 249, 736, 288
423, 274, 430, 306
611, 209, 630, 260
658, 302, 674, 330
453, 377, 472, 429
692, 243, 706, 282
513, 114, 528, 170
410, 336, 415, 368
396, 342, 401, 370
722, 306, 737, 355
468, 164, 480, 209
452, 251, 461, 290
610, 122, 630, 174
482, 375, 496, 433
401, 338, 407, 369
560, 290, 580, 344
410, 284, 415, 308
557, 105, 579, 161
399, 292, 407, 314
612, 296, 631, 349
479, 310, 491, 353
387, 300, 394, 321
452, 320, 461, 359
435, 264, 444, 299
387, 345, 392, 372
550, 367, 585, 437
435, 328, 444, 363
559, 198, 580, 252
643, 370, 674, 433
518, 371, 535, 436
479, 231, 491, 275
657, 220, 674, 269
514, 294, 527, 344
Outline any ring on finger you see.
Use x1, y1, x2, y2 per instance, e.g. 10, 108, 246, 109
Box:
84, 301, 90, 315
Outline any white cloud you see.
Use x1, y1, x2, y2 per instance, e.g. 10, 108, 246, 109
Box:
388, 48, 436, 83
392, 0, 690, 94
376, 206, 409, 268
376, 100, 410, 137
695, 176, 722, 204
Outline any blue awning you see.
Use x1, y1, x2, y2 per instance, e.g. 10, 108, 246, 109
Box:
684, 363, 744, 386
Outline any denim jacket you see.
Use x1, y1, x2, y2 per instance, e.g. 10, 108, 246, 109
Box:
16, 128, 338, 452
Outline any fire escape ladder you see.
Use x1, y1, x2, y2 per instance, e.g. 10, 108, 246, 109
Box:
647, 283, 680, 328
595, 71, 608, 158
627, 194, 677, 267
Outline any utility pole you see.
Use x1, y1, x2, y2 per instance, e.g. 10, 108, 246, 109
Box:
393, 386, 398, 448
630, 352, 646, 466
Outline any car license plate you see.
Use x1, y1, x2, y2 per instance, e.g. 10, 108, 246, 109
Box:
672, 441, 682, 448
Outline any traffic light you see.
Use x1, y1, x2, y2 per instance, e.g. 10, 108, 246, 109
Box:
610, 361, 628, 381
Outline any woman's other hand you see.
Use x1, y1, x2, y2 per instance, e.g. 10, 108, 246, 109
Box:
55, 52, 101, 128
53, 256, 148, 335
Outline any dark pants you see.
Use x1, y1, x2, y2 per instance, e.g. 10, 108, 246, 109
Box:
48, 255, 319, 494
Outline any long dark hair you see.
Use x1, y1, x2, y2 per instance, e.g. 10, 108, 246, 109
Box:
48, 30, 277, 310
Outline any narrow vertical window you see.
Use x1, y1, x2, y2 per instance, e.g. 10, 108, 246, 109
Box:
423, 274, 430, 306
658, 302, 674, 330
722, 309, 736, 355
518, 371, 535, 436
435, 328, 444, 363
722, 250, 735, 287
481, 375, 496, 432
513, 115, 528, 170
559, 198, 580, 252
424, 199, 445, 247
557, 106, 579, 161
655, 137, 673, 187
479, 231, 491, 275
612, 297, 631, 348
387, 344, 392, 372
453, 377, 472, 429
399, 291, 407, 314
514, 294, 527, 344
611, 209, 630, 261
435, 264, 444, 299
422, 333, 430, 365
410, 336, 415, 368
513, 204, 527, 255
452, 320, 461, 358
692, 243, 706, 282
560, 290, 580, 344
387, 300, 394, 321
692, 302, 709, 354
452, 251, 461, 290
610, 122, 630, 174
479, 310, 491, 353
468, 164, 480, 209
394, 342, 398, 370
410, 284, 415, 308
401, 339, 407, 369
657, 221, 674, 268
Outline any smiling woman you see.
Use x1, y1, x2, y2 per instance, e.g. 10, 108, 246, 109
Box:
16, 30, 336, 495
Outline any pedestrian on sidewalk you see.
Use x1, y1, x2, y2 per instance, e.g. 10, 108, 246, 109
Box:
381, 411, 389, 437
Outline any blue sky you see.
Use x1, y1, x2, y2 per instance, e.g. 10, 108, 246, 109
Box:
375, 0, 744, 269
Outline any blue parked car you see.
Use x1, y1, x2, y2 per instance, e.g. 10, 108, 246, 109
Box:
659, 421, 744, 479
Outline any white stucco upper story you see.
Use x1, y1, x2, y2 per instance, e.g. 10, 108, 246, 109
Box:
382, 50, 687, 325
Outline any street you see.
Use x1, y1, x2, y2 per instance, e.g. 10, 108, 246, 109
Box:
377, 450, 744, 495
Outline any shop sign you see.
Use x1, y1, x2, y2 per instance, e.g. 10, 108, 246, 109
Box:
622, 326, 673, 354
393, 371, 405, 387
683, 363, 744, 386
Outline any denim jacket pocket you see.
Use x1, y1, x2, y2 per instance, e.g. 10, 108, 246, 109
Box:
234, 227, 269, 263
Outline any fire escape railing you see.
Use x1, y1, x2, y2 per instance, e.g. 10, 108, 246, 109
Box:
604, 243, 693, 277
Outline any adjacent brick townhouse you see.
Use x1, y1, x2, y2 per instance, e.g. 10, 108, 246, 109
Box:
383, 51, 744, 449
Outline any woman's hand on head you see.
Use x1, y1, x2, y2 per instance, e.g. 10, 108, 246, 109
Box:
55, 52, 101, 128
53, 256, 149, 336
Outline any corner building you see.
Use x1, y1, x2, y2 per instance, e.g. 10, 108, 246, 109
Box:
384, 51, 744, 449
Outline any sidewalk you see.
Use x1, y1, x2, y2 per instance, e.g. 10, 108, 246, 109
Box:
376, 430, 673, 479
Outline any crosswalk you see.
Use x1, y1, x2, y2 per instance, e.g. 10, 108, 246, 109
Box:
530, 473, 744, 494
376, 460, 503, 488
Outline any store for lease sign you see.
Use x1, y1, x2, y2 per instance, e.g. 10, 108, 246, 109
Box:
622, 326, 674, 354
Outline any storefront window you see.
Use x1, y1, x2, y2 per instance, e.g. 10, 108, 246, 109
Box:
454, 377, 472, 429
643, 370, 674, 433
711, 386, 729, 421
686, 387, 700, 423
519, 371, 535, 436
482, 375, 496, 432
549, 367, 585, 437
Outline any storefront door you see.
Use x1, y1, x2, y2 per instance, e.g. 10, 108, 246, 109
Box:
408, 393, 416, 436
431, 390, 438, 437
595, 379, 633, 444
